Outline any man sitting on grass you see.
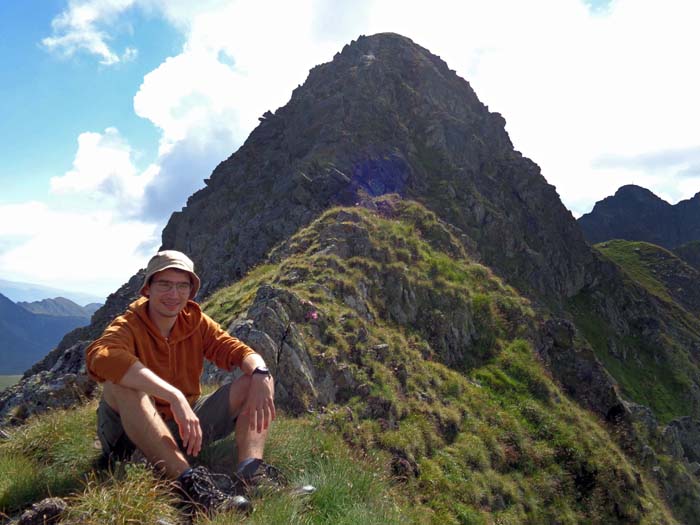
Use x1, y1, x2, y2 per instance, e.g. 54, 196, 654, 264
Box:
86, 250, 280, 515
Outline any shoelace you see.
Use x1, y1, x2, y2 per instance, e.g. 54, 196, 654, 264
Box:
207, 469, 243, 494
260, 463, 288, 486
185, 468, 230, 507
241, 460, 289, 488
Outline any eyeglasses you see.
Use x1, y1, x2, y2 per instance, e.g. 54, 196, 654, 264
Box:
151, 280, 192, 294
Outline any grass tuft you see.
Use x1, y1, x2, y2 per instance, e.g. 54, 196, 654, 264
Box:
65, 463, 179, 524
0, 401, 100, 513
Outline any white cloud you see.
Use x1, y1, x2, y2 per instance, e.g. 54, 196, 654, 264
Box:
50, 127, 156, 216
133, 51, 243, 145
0, 127, 162, 297
129, 0, 342, 219
132, 1, 338, 144
0, 201, 157, 297
42, 0, 137, 65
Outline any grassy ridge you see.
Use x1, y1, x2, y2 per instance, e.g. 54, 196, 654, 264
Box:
595, 241, 675, 302
0, 203, 677, 523
568, 240, 700, 424
205, 201, 675, 523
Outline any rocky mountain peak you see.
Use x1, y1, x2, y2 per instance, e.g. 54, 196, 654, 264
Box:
615, 183, 666, 201
587, 185, 671, 218
161, 32, 592, 303
579, 184, 700, 248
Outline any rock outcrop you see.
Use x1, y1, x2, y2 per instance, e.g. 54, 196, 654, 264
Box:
536, 318, 623, 421
0, 341, 96, 424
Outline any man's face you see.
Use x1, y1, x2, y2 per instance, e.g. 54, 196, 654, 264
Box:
143, 268, 192, 320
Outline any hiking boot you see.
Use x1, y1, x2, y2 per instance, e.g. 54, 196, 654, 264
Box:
237, 459, 288, 494
176, 466, 252, 516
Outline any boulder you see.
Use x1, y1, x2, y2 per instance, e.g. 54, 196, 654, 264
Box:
0, 342, 96, 425
18, 497, 67, 525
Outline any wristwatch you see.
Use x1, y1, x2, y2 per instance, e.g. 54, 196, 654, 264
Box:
252, 366, 271, 377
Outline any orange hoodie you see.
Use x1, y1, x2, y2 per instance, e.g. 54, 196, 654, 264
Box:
86, 297, 256, 420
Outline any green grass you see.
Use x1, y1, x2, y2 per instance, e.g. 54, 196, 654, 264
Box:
408, 340, 673, 525
569, 292, 689, 424
203, 264, 277, 322
0, 404, 428, 524
570, 288, 695, 424
568, 262, 698, 425
0, 401, 101, 514
0, 376, 21, 391
201, 416, 427, 524
65, 464, 179, 524
595, 240, 676, 303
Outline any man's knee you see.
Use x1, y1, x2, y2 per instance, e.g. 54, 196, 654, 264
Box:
103, 381, 153, 414
228, 374, 252, 406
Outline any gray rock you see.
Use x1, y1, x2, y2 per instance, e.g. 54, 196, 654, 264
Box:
0, 342, 96, 424
19, 497, 67, 525
202, 286, 323, 414
662, 424, 686, 461
667, 417, 700, 464
536, 319, 622, 420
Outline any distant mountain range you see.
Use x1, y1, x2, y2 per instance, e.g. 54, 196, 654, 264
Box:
0, 279, 104, 306
0, 294, 98, 374
17, 297, 101, 317
578, 184, 700, 249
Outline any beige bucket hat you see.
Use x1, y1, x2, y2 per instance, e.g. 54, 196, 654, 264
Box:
139, 250, 201, 300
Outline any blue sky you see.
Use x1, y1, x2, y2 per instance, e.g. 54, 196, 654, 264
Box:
1, 0, 699, 298
0, 1, 178, 203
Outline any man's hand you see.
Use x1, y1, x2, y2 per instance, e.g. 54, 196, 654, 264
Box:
242, 374, 276, 433
170, 391, 203, 456
119, 362, 203, 456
